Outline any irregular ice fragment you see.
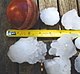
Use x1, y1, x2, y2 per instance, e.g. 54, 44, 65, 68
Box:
40, 7, 60, 26
61, 9, 80, 30
7, 37, 47, 64
49, 35, 77, 58
44, 57, 71, 74
75, 53, 80, 73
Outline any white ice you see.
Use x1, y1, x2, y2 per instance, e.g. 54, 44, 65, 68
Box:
75, 37, 80, 49
49, 34, 77, 58
40, 7, 60, 26
49, 48, 57, 55
61, 9, 80, 30
44, 57, 71, 74
75, 53, 80, 73
7, 37, 47, 64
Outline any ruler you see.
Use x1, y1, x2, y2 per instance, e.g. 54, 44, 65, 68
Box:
6, 30, 80, 37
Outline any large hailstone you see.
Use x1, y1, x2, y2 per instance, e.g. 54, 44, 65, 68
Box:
40, 7, 60, 26
44, 57, 71, 74
61, 9, 80, 30
49, 34, 77, 58
74, 53, 80, 73
75, 37, 80, 49
7, 37, 47, 64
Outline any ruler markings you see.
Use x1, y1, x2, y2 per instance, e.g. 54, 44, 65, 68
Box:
6, 30, 80, 37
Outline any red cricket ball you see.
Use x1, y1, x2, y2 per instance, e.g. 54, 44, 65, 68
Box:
6, 0, 38, 29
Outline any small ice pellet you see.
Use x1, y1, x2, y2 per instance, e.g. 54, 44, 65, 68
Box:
49, 48, 57, 55
75, 37, 80, 49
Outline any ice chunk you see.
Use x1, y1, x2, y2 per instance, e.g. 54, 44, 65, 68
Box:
57, 35, 77, 58
75, 37, 80, 49
74, 53, 80, 73
61, 9, 80, 30
40, 7, 60, 26
44, 57, 71, 74
49, 35, 77, 58
49, 40, 58, 55
7, 37, 47, 64
49, 48, 57, 55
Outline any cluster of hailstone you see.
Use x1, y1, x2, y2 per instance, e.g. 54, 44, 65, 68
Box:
40, 7, 80, 73
7, 37, 47, 64
7, 35, 80, 73
61, 9, 80, 73
44, 34, 77, 74
40, 7, 80, 30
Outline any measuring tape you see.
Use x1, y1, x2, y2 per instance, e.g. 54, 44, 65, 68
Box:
6, 29, 80, 37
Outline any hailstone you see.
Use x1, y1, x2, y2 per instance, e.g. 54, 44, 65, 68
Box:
49, 48, 57, 55
61, 9, 80, 30
74, 53, 80, 73
44, 57, 71, 74
75, 37, 80, 49
40, 7, 60, 26
7, 37, 47, 64
49, 34, 77, 58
